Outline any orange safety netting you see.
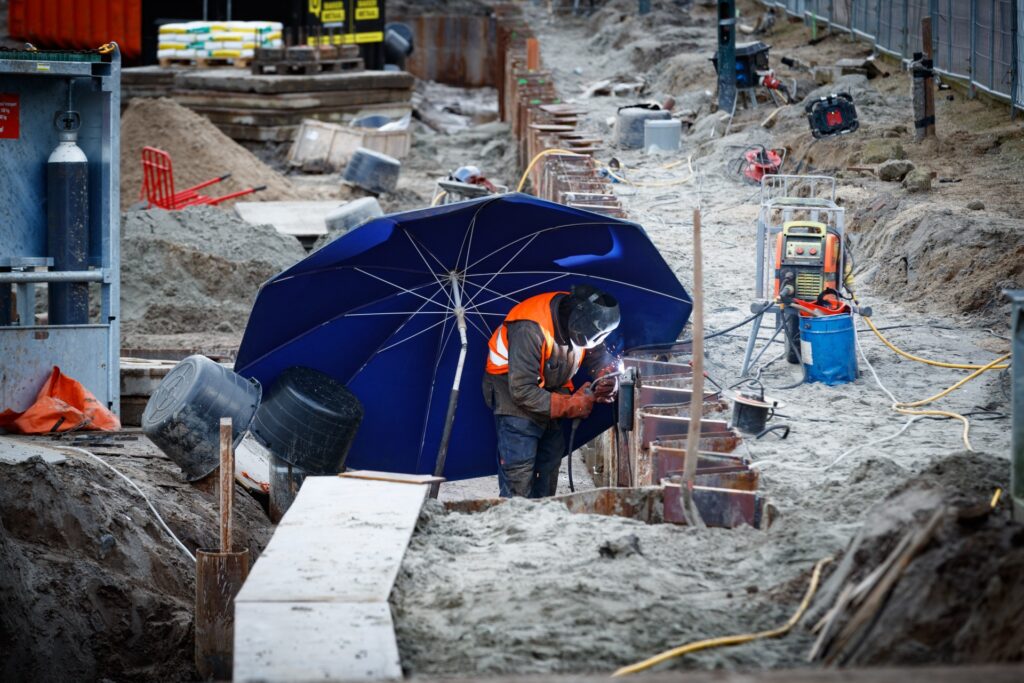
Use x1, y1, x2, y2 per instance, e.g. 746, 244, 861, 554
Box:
0, 366, 120, 434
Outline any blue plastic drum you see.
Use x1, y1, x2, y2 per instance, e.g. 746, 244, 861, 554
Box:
800, 312, 858, 385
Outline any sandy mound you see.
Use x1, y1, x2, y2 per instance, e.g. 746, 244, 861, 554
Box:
120, 98, 298, 210
0, 447, 272, 681
120, 206, 307, 342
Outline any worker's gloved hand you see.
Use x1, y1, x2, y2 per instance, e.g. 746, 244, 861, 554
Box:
592, 367, 619, 404
549, 382, 596, 420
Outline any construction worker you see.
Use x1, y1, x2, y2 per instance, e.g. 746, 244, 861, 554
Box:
483, 285, 621, 498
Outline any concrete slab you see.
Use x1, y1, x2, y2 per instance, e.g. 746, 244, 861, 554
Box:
234, 602, 401, 682
0, 436, 67, 465
234, 201, 345, 238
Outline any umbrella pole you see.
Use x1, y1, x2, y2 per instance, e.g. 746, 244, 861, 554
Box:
429, 273, 468, 499
682, 209, 707, 528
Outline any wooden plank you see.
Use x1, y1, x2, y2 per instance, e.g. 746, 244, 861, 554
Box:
233, 602, 401, 682
234, 201, 344, 237
174, 89, 412, 111
174, 67, 415, 94
234, 476, 427, 604
340, 470, 445, 485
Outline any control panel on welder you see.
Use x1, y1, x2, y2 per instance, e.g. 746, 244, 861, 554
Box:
773, 221, 839, 300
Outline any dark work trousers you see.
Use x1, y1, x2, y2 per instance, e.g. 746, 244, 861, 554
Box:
494, 414, 565, 498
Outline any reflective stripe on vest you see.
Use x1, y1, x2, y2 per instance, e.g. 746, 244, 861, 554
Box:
485, 291, 583, 388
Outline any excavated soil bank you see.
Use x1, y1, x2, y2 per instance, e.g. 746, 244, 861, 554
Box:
0, 441, 273, 682
120, 206, 306, 346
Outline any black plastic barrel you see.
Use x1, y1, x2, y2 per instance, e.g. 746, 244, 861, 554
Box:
142, 355, 262, 481
251, 366, 363, 475
343, 147, 401, 194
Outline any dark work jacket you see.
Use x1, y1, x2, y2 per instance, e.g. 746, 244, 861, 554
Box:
481, 293, 613, 426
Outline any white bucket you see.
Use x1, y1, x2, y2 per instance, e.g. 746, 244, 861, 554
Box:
644, 119, 682, 152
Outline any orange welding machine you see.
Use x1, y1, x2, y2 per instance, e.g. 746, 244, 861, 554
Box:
772, 220, 841, 302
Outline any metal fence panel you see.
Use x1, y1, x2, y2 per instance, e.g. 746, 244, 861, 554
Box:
758, 0, 1022, 111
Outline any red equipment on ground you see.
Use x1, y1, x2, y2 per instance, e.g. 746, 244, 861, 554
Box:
740, 146, 784, 183
139, 146, 265, 210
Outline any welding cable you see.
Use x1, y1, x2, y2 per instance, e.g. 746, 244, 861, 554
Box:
624, 303, 774, 355
601, 155, 695, 188
863, 316, 1009, 371
516, 148, 586, 193
611, 556, 834, 677
68, 447, 197, 563
891, 353, 1011, 451
430, 190, 447, 207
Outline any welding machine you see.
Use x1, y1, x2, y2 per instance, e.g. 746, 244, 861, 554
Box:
805, 93, 859, 138
773, 221, 840, 301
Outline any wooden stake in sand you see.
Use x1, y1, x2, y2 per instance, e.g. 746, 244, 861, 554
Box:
682, 209, 706, 528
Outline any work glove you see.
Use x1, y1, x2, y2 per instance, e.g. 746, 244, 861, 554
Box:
592, 365, 619, 404
549, 382, 596, 420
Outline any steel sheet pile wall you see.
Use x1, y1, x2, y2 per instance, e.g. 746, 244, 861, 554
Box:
761, 0, 1023, 113
493, 3, 625, 216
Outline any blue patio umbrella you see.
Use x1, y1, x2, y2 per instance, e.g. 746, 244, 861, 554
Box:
234, 194, 691, 482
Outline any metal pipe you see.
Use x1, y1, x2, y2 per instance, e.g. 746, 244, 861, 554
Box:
0, 271, 104, 284
1006, 289, 1024, 522
430, 272, 469, 498
717, 0, 737, 114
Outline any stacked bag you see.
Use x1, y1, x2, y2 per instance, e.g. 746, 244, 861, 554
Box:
157, 21, 284, 62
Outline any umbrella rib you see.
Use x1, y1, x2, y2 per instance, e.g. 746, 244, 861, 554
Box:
344, 286, 453, 382
461, 278, 521, 307
463, 273, 571, 312
402, 229, 455, 308
271, 263, 435, 284
461, 232, 542, 310
464, 270, 692, 305
354, 267, 453, 309
376, 315, 453, 354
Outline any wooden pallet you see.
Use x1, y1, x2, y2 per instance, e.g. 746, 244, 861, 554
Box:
250, 57, 363, 76
158, 56, 251, 69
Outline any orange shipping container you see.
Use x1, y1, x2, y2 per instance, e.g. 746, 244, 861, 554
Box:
7, 0, 143, 62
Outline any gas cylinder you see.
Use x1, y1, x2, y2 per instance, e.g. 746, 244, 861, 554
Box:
47, 108, 89, 325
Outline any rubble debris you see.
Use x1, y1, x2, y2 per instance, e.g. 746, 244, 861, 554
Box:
902, 168, 932, 193
877, 159, 915, 182
860, 139, 907, 164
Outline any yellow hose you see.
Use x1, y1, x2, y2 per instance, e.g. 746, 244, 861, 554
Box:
430, 190, 447, 207
612, 556, 833, 677
864, 316, 1009, 370
516, 148, 585, 193
891, 352, 1011, 451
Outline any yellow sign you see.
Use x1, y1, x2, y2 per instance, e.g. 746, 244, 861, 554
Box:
354, 31, 383, 43
322, 9, 345, 22
308, 0, 321, 17
355, 7, 379, 20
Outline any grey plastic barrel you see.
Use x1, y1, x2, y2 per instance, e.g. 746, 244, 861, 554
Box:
644, 119, 682, 152
325, 197, 383, 233
343, 147, 401, 194
251, 366, 364, 475
616, 106, 671, 149
141, 355, 261, 481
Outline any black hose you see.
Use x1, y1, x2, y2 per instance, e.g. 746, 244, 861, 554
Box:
769, 310, 806, 390
567, 418, 581, 493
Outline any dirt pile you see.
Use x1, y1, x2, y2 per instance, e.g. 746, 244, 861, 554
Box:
120, 98, 298, 210
808, 452, 1023, 666
848, 192, 1024, 323
0, 444, 272, 682
120, 206, 307, 343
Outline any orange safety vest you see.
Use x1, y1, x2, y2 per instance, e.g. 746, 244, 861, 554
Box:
485, 291, 584, 388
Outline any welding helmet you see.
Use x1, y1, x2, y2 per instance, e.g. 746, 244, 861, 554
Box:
567, 285, 620, 349
452, 165, 484, 184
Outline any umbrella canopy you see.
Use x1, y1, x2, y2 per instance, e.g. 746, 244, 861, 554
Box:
235, 194, 691, 481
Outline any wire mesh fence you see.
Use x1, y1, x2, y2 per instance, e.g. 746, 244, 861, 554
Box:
758, 0, 1023, 114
